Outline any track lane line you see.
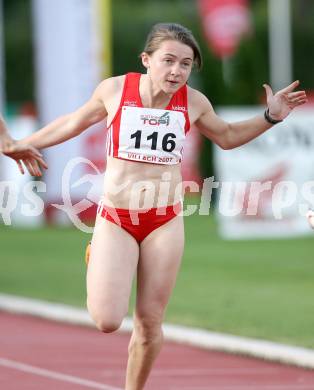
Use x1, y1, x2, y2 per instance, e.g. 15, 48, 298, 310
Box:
0, 357, 123, 390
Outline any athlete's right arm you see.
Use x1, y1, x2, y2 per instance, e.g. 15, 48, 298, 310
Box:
1, 113, 48, 176
17, 78, 113, 150
0, 113, 14, 151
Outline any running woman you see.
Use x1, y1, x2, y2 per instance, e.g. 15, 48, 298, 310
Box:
7, 23, 307, 390
0, 113, 47, 176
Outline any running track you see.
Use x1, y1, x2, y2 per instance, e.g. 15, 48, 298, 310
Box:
1, 311, 314, 390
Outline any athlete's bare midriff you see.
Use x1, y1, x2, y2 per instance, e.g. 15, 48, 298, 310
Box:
102, 156, 183, 209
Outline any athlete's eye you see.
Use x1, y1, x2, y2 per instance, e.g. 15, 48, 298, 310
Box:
164, 59, 173, 64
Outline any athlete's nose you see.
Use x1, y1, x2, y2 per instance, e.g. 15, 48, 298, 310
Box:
170, 63, 180, 76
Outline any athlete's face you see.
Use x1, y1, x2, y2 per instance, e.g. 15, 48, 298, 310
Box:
142, 40, 194, 93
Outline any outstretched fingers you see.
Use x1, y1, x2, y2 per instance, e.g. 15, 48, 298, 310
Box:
16, 158, 45, 177
22, 159, 36, 176
5, 146, 48, 172
283, 90, 308, 107
36, 155, 48, 170
279, 80, 300, 94
15, 160, 25, 175
288, 90, 306, 98
291, 98, 307, 106
24, 158, 43, 177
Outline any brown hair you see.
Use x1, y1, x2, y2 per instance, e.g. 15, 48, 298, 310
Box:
143, 23, 202, 70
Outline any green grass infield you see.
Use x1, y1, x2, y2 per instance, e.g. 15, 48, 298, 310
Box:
1, 208, 314, 348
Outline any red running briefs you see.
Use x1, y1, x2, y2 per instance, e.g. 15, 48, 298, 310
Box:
98, 202, 182, 243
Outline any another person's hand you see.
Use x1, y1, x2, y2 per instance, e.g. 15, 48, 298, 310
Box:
263, 80, 307, 121
1, 138, 48, 176
306, 209, 314, 229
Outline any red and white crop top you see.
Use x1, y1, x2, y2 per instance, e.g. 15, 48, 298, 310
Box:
105, 72, 190, 165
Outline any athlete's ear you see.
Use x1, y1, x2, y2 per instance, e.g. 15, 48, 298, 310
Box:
141, 52, 150, 70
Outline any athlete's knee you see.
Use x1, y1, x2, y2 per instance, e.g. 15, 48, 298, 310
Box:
91, 311, 122, 333
87, 301, 123, 333
95, 318, 122, 333
134, 313, 163, 344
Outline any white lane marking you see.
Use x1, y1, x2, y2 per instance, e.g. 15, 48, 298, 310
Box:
0, 358, 123, 390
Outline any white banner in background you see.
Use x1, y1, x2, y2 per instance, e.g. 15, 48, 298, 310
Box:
214, 107, 314, 239
32, 0, 107, 224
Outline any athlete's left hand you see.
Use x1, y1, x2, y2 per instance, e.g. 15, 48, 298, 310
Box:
263, 80, 308, 121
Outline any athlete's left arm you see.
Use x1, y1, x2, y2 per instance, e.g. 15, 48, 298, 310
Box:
191, 81, 307, 150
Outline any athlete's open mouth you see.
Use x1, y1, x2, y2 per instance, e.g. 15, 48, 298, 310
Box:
166, 80, 179, 86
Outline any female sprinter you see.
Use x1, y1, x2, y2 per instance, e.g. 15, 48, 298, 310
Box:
0, 113, 47, 176
5, 23, 307, 390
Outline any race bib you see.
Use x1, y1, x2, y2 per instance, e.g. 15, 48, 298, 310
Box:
118, 106, 186, 165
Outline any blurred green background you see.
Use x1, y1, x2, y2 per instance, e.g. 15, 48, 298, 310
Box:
4, 0, 314, 103
3, 0, 314, 176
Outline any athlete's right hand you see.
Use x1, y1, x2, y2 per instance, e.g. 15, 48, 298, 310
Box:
1, 138, 48, 176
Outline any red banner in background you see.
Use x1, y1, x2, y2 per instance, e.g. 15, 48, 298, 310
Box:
197, 0, 252, 58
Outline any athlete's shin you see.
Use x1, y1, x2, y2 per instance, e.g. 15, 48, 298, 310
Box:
125, 319, 164, 390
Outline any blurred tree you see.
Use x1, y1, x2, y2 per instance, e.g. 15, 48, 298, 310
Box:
293, 0, 314, 89
4, 0, 314, 103
4, 0, 34, 104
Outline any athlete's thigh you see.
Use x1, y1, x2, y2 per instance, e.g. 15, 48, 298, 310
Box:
87, 214, 139, 319
136, 215, 185, 319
